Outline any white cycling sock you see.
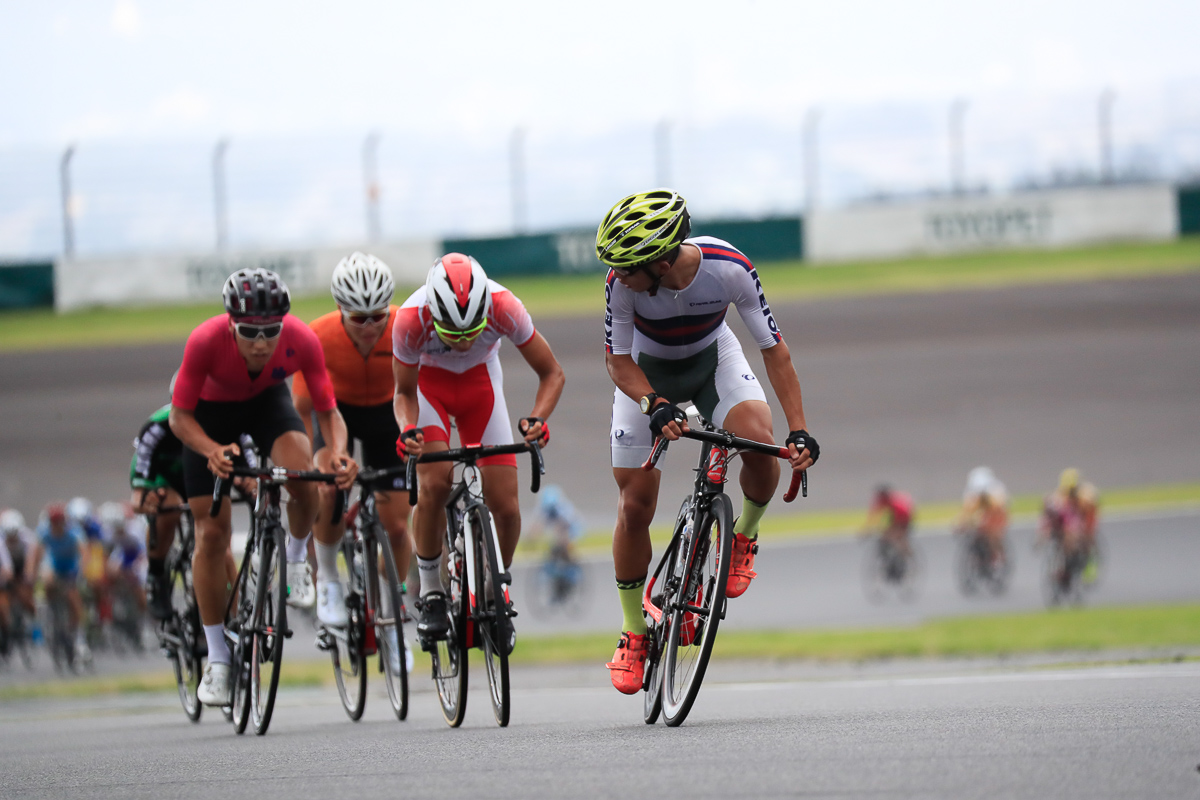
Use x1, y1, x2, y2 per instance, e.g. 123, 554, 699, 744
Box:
314, 540, 340, 583
417, 555, 444, 597
204, 623, 230, 665
286, 532, 310, 563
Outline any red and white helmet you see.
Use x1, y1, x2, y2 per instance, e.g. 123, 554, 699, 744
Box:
425, 253, 491, 331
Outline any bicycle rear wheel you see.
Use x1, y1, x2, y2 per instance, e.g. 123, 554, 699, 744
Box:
662, 492, 733, 727
331, 536, 367, 721
250, 527, 288, 735
375, 535, 409, 721
432, 521, 469, 727
471, 505, 511, 727
230, 547, 256, 734
168, 537, 203, 722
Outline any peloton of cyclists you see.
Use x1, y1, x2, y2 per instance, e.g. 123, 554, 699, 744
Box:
595, 188, 817, 694
392, 253, 565, 655
170, 267, 357, 706
1041, 467, 1100, 583
955, 466, 1009, 570
292, 252, 415, 672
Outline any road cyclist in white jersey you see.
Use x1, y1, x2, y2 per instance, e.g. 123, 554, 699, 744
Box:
597, 188, 819, 694
392, 253, 565, 654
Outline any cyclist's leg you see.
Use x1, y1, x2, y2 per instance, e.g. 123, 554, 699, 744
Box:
480, 465, 521, 568
722, 399, 780, 507
376, 490, 412, 587
188, 495, 234, 649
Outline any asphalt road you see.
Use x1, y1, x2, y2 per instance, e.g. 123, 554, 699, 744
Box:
3, 659, 1199, 799
1, 273, 1197, 526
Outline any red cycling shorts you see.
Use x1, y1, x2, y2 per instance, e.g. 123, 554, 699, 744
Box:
415, 360, 517, 468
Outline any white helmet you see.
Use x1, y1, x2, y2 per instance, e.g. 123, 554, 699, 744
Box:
425, 253, 491, 332
331, 251, 395, 313
0, 509, 24, 534
66, 497, 93, 523
99, 501, 127, 536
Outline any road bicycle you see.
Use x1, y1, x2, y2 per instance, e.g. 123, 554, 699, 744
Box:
955, 526, 1010, 596
211, 455, 343, 735
861, 529, 921, 603
0, 587, 37, 671
639, 415, 805, 727
406, 440, 544, 728
317, 464, 410, 722
526, 537, 588, 619
148, 502, 206, 721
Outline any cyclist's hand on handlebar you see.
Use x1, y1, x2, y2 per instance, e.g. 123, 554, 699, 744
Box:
519, 416, 549, 446
330, 451, 358, 490
206, 442, 239, 479
396, 425, 424, 460
233, 475, 258, 498
648, 402, 688, 441
785, 429, 819, 471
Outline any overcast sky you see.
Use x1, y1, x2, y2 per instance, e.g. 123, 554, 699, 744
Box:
2, 0, 1198, 256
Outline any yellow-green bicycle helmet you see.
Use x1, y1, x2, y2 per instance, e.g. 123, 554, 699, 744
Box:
595, 188, 691, 269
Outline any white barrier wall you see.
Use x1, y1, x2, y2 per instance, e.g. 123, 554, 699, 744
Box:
805, 184, 1178, 263
54, 240, 440, 312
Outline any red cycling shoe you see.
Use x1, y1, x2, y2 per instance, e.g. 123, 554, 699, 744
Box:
606, 632, 648, 695
726, 533, 758, 598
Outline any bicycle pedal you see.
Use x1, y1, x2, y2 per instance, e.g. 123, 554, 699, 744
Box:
283, 628, 293, 639
500, 571, 512, 586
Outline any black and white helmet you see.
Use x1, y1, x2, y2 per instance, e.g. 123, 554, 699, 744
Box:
331, 252, 395, 313
222, 268, 291, 319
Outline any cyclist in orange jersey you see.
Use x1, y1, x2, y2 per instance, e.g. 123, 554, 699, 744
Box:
293, 253, 413, 645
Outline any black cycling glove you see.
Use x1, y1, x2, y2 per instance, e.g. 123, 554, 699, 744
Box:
648, 403, 687, 437
786, 429, 820, 463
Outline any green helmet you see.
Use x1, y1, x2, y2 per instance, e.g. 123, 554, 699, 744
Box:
595, 189, 691, 268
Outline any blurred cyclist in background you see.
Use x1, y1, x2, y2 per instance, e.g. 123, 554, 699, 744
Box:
1041, 467, 1100, 582
526, 484, 584, 562
1, 509, 36, 624
863, 484, 915, 559
29, 502, 91, 662
100, 501, 147, 616
131, 402, 187, 620
955, 466, 1009, 569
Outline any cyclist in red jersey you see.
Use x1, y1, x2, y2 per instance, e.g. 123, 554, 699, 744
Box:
170, 268, 357, 706
864, 484, 915, 558
293, 253, 413, 670
392, 253, 564, 653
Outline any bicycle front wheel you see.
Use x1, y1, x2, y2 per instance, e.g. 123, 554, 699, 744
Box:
432, 524, 468, 727
662, 492, 733, 727
471, 506, 511, 727
374, 535, 409, 721
250, 527, 288, 735
332, 536, 367, 721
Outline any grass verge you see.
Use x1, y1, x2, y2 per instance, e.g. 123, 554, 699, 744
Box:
5, 603, 1199, 701
3, 237, 1198, 352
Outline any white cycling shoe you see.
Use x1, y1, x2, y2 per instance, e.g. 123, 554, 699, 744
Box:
286, 562, 316, 609
198, 662, 232, 706
316, 580, 348, 627
385, 627, 414, 674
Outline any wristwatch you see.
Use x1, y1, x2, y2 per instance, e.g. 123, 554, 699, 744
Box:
639, 392, 665, 415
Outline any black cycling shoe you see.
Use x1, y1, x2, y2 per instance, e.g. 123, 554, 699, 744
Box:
416, 592, 451, 647
147, 575, 173, 621
498, 612, 516, 657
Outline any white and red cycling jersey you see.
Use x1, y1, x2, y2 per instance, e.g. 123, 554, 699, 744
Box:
392, 282, 536, 466
173, 314, 336, 412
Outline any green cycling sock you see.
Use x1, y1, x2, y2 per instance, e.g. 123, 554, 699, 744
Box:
616, 578, 647, 635
733, 496, 769, 539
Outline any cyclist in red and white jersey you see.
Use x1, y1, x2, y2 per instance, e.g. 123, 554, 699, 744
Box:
596, 189, 818, 694
392, 253, 564, 652
170, 268, 357, 706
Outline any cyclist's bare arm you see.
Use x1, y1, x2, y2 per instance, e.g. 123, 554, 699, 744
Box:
313, 407, 357, 489
605, 352, 687, 440
760, 341, 813, 471
169, 405, 238, 479
392, 359, 426, 458
515, 331, 565, 443
293, 391, 315, 441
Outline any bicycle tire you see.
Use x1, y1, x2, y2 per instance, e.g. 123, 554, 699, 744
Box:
374, 534, 409, 721
662, 492, 733, 727
643, 514, 684, 725
471, 505, 510, 727
432, 518, 469, 728
250, 527, 288, 735
230, 541, 256, 734
332, 536, 367, 721
168, 535, 202, 722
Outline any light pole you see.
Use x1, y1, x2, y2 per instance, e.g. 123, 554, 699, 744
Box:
510, 126, 527, 235
949, 98, 968, 195
1098, 88, 1116, 183
655, 119, 671, 187
803, 108, 820, 213
364, 132, 382, 243
60, 144, 76, 258
213, 138, 230, 252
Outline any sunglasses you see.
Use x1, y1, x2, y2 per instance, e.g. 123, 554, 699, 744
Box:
234, 321, 283, 341
434, 318, 488, 343
345, 310, 389, 326
611, 262, 650, 277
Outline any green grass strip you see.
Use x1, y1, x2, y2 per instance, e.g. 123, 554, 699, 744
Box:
3, 237, 1198, 352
